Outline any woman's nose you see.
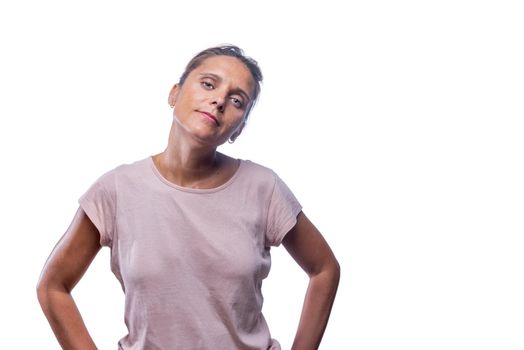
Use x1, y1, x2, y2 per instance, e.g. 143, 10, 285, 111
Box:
211, 97, 225, 112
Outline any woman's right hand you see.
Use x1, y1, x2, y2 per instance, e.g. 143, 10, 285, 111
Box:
36, 206, 102, 350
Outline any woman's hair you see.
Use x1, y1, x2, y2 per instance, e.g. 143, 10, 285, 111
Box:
178, 45, 263, 122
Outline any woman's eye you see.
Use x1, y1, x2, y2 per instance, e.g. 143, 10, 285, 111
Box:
201, 81, 214, 89
231, 97, 243, 108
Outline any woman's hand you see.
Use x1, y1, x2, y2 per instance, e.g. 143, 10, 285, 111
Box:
36, 207, 102, 350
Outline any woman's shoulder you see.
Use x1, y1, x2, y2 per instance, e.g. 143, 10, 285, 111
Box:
241, 158, 272, 173
217, 151, 273, 177
238, 157, 280, 186
90, 155, 151, 184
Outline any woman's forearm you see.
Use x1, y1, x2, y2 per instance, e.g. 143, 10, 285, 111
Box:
291, 263, 340, 350
37, 286, 98, 350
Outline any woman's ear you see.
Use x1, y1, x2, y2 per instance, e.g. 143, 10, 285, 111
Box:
168, 84, 179, 107
232, 121, 246, 140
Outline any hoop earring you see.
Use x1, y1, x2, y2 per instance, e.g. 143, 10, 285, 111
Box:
228, 137, 235, 144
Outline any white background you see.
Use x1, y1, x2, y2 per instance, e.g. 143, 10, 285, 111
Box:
1, 0, 523, 349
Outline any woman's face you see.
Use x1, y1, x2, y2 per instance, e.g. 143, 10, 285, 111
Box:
169, 55, 255, 146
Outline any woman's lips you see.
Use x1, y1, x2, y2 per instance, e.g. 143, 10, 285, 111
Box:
199, 111, 219, 126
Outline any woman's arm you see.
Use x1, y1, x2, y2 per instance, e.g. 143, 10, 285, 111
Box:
282, 211, 341, 350
36, 207, 102, 350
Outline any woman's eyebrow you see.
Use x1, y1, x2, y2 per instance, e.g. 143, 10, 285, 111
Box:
199, 72, 251, 102
230, 87, 251, 103
199, 72, 222, 81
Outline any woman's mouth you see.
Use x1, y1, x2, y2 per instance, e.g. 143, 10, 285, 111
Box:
199, 111, 219, 126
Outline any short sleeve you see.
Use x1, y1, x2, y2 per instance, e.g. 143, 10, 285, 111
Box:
78, 170, 117, 247
265, 171, 303, 247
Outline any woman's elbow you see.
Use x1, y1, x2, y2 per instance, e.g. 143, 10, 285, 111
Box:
315, 258, 341, 281
36, 279, 51, 312
330, 259, 341, 282
36, 275, 67, 310
320, 258, 341, 290
37, 277, 53, 305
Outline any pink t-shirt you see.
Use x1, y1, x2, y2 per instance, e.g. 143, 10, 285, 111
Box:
78, 155, 302, 350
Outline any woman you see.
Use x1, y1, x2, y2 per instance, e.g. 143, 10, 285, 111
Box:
37, 45, 340, 350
